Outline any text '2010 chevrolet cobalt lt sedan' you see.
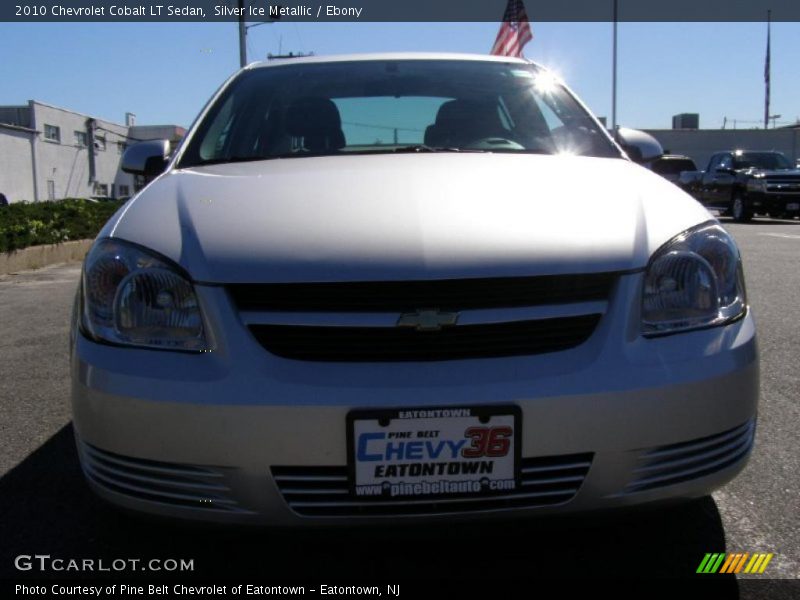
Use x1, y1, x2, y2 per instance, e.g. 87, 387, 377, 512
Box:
71, 53, 758, 524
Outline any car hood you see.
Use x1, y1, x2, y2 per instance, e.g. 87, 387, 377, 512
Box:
105, 153, 713, 283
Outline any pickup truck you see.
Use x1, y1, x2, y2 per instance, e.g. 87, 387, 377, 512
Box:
696, 150, 800, 222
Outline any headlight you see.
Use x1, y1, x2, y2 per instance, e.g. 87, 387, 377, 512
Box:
746, 178, 767, 193
642, 222, 746, 335
81, 239, 211, 351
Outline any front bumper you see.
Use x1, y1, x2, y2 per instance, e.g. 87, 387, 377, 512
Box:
71, 273, 759, 525
748, 191, 800, 214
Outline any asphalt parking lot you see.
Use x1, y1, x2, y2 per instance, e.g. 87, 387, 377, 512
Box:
0, 217, 798, 587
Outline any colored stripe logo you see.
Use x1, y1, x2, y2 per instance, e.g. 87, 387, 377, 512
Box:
697, 553, 774, 574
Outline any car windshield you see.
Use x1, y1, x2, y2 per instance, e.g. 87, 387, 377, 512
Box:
652, 158, 696, 175
178, 59, 620, 167
733, 152, 792, 171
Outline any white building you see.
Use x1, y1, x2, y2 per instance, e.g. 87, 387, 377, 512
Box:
0, 100, 185, 203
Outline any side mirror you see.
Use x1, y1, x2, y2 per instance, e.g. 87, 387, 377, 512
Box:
121, 139, 171, 178
616, 127, 663, 164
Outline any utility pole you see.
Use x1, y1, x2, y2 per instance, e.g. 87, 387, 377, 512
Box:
611, 0, 618, 141
238, 0, 247, 67
764, 10, 771, 129
239, 8, 278, 68
86, 118, 97, 184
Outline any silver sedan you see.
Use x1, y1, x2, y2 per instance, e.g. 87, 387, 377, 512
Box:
71, 54, 758, 525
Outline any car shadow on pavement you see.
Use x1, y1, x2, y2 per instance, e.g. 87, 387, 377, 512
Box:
0, 423, 738, 589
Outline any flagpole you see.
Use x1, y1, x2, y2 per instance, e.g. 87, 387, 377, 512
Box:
764, 9, 771, 129
611, 0, 618, 140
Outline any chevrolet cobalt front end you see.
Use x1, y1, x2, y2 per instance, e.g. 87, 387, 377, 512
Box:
70, 54, 758, 525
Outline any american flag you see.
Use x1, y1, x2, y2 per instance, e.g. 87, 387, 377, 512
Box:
490, 0, 533, 57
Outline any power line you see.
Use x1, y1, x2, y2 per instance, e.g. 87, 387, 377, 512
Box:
292, 22, 305, 50
341, 121, 423, 133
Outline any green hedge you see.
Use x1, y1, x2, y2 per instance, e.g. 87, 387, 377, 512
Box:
0, 198, 125, 253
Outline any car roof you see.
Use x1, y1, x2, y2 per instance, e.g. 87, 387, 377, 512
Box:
246, 52, 536, 70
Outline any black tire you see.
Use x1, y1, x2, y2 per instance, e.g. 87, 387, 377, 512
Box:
731, 194, 753, 223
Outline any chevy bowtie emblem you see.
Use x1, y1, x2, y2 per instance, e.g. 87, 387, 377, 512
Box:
397, 309, 459, 332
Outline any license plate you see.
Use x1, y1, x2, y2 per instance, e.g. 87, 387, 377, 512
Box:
348, 406, 520, 500
787, 203, 800, 211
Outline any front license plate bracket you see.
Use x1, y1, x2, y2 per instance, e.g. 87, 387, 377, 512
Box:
347, 406, 521, 501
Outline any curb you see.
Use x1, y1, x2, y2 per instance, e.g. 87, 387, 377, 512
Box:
0, 239, 93, 276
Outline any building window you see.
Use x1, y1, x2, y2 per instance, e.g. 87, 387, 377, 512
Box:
44, 124, 61, 143
117, 141, 127, 154
118, 185, 130, 197
94, 183, 108, 197
74, 130, 87, 147
94, 135, 106, 151
47, 180, 55, 200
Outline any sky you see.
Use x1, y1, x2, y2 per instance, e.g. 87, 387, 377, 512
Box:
1, 20, 797, 130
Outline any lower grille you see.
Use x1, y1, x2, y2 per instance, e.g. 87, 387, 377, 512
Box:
249, 314, 601, 362
78, 441, 248, 513
624, 420, 755, 494
272, 454, 593, 517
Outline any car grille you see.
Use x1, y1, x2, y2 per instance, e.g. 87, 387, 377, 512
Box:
764, 179, 800, 194
271, 453, 593, 517
249, 314, 600, 362
227, 273, 616, 312
78, 441, 249, 513
233, 273, 616, 362
623, 420, 755, 494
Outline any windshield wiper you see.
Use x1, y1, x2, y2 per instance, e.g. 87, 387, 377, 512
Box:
391, 144, 487, 154
189, 153, 317, 167
391, 144, 556, 155
189, 155, 274, 167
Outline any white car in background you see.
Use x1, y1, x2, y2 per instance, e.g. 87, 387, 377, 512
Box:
71, 53, 758, 525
